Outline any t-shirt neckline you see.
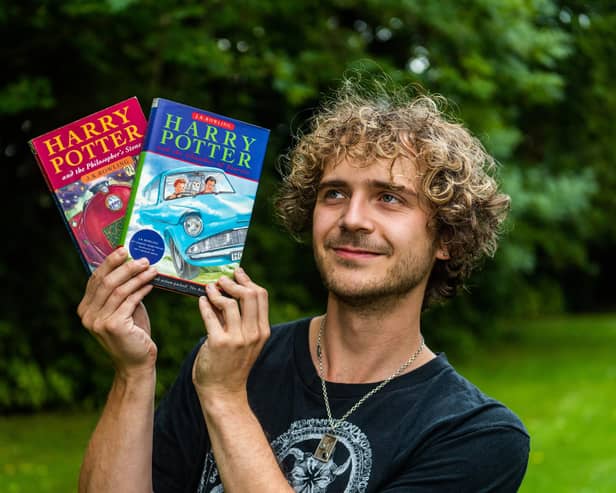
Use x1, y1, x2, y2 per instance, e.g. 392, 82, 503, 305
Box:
291, 316, 451, 399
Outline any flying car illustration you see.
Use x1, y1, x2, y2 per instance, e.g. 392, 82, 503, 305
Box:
137, 166, 253, 279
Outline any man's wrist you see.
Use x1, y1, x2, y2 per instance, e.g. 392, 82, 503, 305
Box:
113, 366, 157, 397
197, 387, 250, 418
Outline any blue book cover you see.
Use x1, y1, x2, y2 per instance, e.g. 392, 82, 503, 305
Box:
120, 98, 270, 296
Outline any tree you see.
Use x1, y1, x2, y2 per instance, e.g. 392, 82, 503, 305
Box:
0, 0, 609, 410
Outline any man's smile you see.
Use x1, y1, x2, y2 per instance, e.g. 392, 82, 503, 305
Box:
330, 245, 384, 259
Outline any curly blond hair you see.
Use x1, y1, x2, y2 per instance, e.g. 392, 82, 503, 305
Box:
275, 78, 510, 308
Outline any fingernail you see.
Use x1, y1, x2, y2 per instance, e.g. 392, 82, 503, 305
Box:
138, 257, 150, 266
116, 246, 126, 255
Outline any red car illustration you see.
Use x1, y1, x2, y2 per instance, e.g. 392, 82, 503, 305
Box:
69, 180, 131, 268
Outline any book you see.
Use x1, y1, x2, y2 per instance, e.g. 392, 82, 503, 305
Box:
120, 98, 270, 296
29, 97, 147, 273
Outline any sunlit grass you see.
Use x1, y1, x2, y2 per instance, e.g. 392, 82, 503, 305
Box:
0, 412, 97, 493
1, 314, 614, 492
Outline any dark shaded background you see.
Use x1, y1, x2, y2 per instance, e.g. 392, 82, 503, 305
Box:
1, 0, 614, 411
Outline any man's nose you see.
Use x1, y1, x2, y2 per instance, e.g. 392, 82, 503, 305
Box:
338, 195, 374, 232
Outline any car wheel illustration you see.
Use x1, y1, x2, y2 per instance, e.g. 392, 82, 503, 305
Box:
169, 237, 199, 279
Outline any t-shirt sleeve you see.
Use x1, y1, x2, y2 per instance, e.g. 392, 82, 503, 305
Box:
153, 338, 209, 493
380, 424, 530, 492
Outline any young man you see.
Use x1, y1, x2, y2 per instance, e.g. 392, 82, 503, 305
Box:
77, 82, 529, 492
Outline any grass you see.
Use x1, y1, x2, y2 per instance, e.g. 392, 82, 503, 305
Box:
1, 313, 614, 492
0, 412, 97, 493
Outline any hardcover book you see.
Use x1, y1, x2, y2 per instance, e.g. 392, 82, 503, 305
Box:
120, 98, 270, 296
29, 97, 147, 273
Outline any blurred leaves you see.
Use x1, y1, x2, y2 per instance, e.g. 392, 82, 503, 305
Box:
0, 78, 54, 114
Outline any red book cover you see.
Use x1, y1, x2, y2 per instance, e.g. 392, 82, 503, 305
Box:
29, 97, 147, 272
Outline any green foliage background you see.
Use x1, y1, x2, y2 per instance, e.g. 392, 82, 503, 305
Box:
1, 0, 614, 410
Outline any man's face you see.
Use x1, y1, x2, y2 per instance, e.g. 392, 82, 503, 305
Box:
312, 156, 447, 306
204, 179, 216, 193
175, 181, 186, 193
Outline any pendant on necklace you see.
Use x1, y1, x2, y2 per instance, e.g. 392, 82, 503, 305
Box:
313, 432, 338, 462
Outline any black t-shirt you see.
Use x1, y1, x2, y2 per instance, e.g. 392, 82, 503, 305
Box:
153, 318, 529, 492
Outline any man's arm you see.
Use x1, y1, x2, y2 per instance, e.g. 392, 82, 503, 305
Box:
77, 248, 159, 493
80, 369, 156, 493
192, 268, 294, 492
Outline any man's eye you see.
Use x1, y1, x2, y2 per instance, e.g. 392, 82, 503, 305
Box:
323, 189, 344, 199
380, 193, 401, 204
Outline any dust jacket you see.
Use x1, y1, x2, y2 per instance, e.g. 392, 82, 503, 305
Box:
120, 98, 270, 296
29, 97, 147, 273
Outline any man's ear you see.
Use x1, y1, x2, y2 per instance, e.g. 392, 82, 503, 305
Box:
435, 243, 450, 260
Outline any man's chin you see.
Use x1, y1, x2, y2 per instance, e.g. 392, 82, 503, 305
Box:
326, 286, 411, 311
321, 270, 426, 310
324, 278, 391, 304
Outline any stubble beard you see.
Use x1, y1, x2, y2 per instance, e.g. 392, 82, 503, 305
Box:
314, 232, 436, 312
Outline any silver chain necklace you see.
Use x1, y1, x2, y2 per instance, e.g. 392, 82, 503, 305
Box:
313, 315, 425, 462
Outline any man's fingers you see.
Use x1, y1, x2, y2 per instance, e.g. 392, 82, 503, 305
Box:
79, 255, 157, 332
85, 248, 129, 293
205, 283, 242, 334
100, 264, 157, 317
85, 259, 153, 317
111, 282, 155, 329
78, 248, 128, 317
216, 274, 260, 342
233, 268, 270, 340
197, 271, 270, 353
85, 277, 154, 337
198, 295, 223, 335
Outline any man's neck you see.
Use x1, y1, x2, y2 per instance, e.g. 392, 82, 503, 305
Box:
309, 293, 435, 384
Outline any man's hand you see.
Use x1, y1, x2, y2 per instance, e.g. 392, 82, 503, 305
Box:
77, 247, 159, 378
192, 267, 270, 404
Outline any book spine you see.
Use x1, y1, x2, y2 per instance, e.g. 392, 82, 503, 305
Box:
119, 99, 163, 247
